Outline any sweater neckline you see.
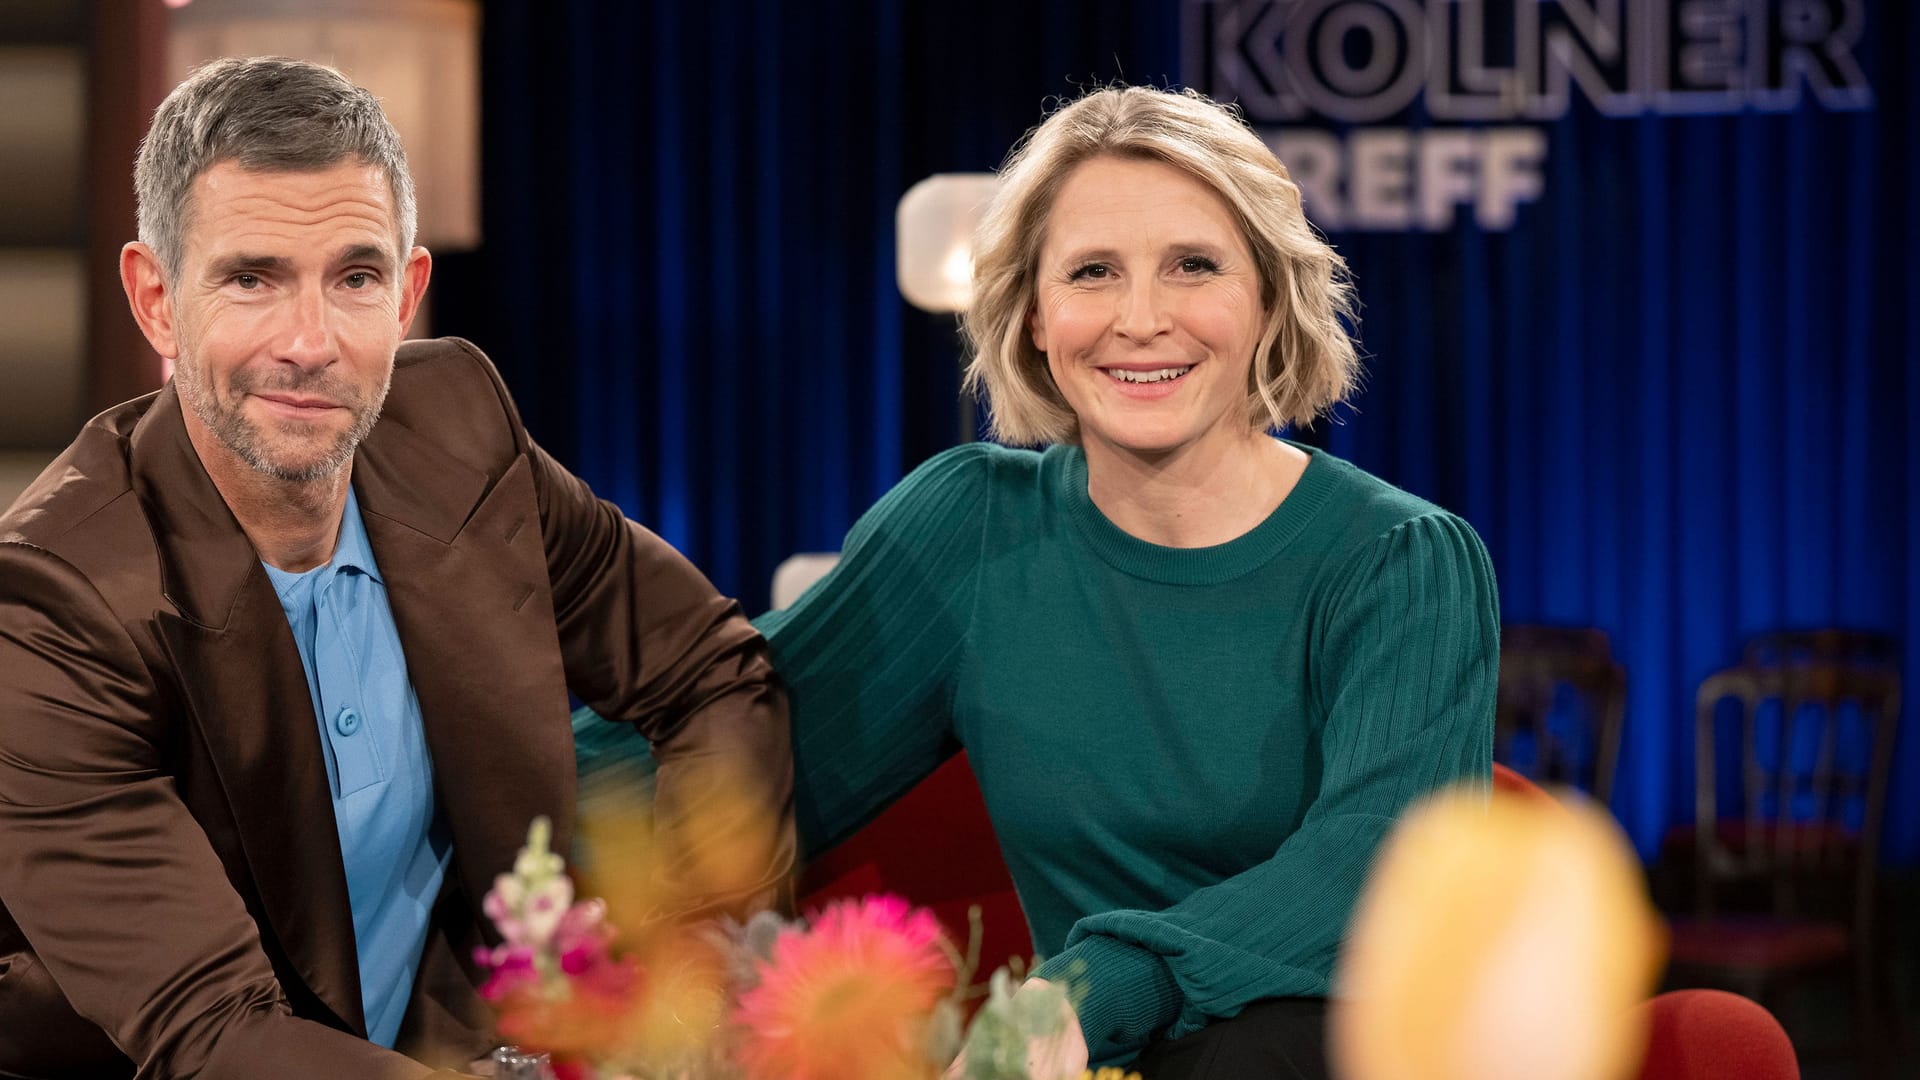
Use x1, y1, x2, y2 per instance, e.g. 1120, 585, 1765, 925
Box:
1049, 439, 1339, 585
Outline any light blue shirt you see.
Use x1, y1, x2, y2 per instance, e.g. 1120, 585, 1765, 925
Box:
262, 486, 450, 1048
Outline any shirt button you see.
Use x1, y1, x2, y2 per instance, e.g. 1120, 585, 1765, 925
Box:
334, 707, 362, 737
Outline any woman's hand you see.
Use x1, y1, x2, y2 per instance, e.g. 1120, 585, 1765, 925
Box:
943, 977, 1089, 1080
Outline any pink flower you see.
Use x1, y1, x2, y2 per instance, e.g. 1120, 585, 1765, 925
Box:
552, 899, 617, 977
477, 942, 542, 1003
734, 894, 955, 1080
555, 898, 608, 951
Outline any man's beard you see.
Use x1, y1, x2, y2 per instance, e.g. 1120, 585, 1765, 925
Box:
174, 352, 389, 484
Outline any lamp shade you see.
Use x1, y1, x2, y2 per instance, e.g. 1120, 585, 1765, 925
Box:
166, 0, 480, 251
895, 173, 1001, 314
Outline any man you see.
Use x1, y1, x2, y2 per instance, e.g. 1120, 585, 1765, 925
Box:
0, 58, 793, 1078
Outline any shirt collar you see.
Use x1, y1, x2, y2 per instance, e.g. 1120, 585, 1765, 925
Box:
328, 484, 383, 585
260, 483, 385, 602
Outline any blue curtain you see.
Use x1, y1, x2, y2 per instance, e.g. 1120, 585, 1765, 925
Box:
435, 0, 1179, 612
1306, 11, 1919, 862
434, 1, 1918, 863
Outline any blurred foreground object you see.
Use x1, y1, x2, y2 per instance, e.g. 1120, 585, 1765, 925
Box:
487, 805, 1094, 1078
1333, 786, 1664, 1080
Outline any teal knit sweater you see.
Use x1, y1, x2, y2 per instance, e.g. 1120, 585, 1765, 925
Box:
754, 441, 1498, 1066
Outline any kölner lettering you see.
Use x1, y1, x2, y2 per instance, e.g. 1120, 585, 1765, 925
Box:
1181, 0, 1870, 232
1186, 0, 1872, 124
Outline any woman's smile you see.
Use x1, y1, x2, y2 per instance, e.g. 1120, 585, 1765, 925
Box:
1100, 362, 1197, 396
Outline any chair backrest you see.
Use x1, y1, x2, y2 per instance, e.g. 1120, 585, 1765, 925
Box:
1742, 628, 1898, 670
1496, 625, 1627, 804
1691, 662, 1900, 934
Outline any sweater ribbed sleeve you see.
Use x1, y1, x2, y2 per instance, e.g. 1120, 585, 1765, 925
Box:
755, 445, 993, 855
1034, 511, 1497, 1061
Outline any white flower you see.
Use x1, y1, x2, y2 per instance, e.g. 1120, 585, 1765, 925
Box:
520, 875, 574, 947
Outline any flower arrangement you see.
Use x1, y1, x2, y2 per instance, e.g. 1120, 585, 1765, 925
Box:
476, 817, 1135, 1080
732, 895, 953, 1080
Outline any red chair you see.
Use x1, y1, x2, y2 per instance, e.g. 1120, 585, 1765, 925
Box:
1634, 989, 1798, 1080
796, 752, 1032, 976
1493, 760, 1559, 807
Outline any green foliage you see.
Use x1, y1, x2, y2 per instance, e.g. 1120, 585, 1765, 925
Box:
960, 969, 1074, 1080
923, 998, 966, 1068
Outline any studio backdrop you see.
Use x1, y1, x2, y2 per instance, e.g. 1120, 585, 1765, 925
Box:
431, 0, 1919, 863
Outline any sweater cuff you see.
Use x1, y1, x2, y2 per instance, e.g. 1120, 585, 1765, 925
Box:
1034, 934, 1182, 1064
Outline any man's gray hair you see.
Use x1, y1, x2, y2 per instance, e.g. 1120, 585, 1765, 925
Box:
135, 56, 417, 280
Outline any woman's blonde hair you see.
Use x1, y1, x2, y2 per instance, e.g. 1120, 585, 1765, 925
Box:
962, 86, 1360, 445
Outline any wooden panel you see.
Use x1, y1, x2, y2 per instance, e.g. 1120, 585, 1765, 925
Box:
0, 451, 57, 514
0, 250, 85, 448
0, 47, 84, 244
85, 0, 170, 413
0, 1, 84, 40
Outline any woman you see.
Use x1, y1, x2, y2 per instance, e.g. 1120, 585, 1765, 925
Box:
757, 86, 1497, 1079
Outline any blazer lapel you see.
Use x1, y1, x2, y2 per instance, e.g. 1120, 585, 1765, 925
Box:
352, 416, 578, 932
129, 387, 366, 1034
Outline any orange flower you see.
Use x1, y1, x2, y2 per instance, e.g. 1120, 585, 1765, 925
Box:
734, 895, 956, 1080
491, 949, 644, 1061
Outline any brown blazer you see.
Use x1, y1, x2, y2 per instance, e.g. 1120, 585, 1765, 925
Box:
0, 338, 794, 1079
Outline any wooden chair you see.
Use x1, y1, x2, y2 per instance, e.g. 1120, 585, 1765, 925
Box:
1667, 662, 1900, 1076
1496, 625, 1627, 804
1742, 628, 1898, 670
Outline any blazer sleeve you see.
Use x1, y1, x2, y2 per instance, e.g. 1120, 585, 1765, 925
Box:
0, 543, 448, 1080
477, 363, 793, 915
